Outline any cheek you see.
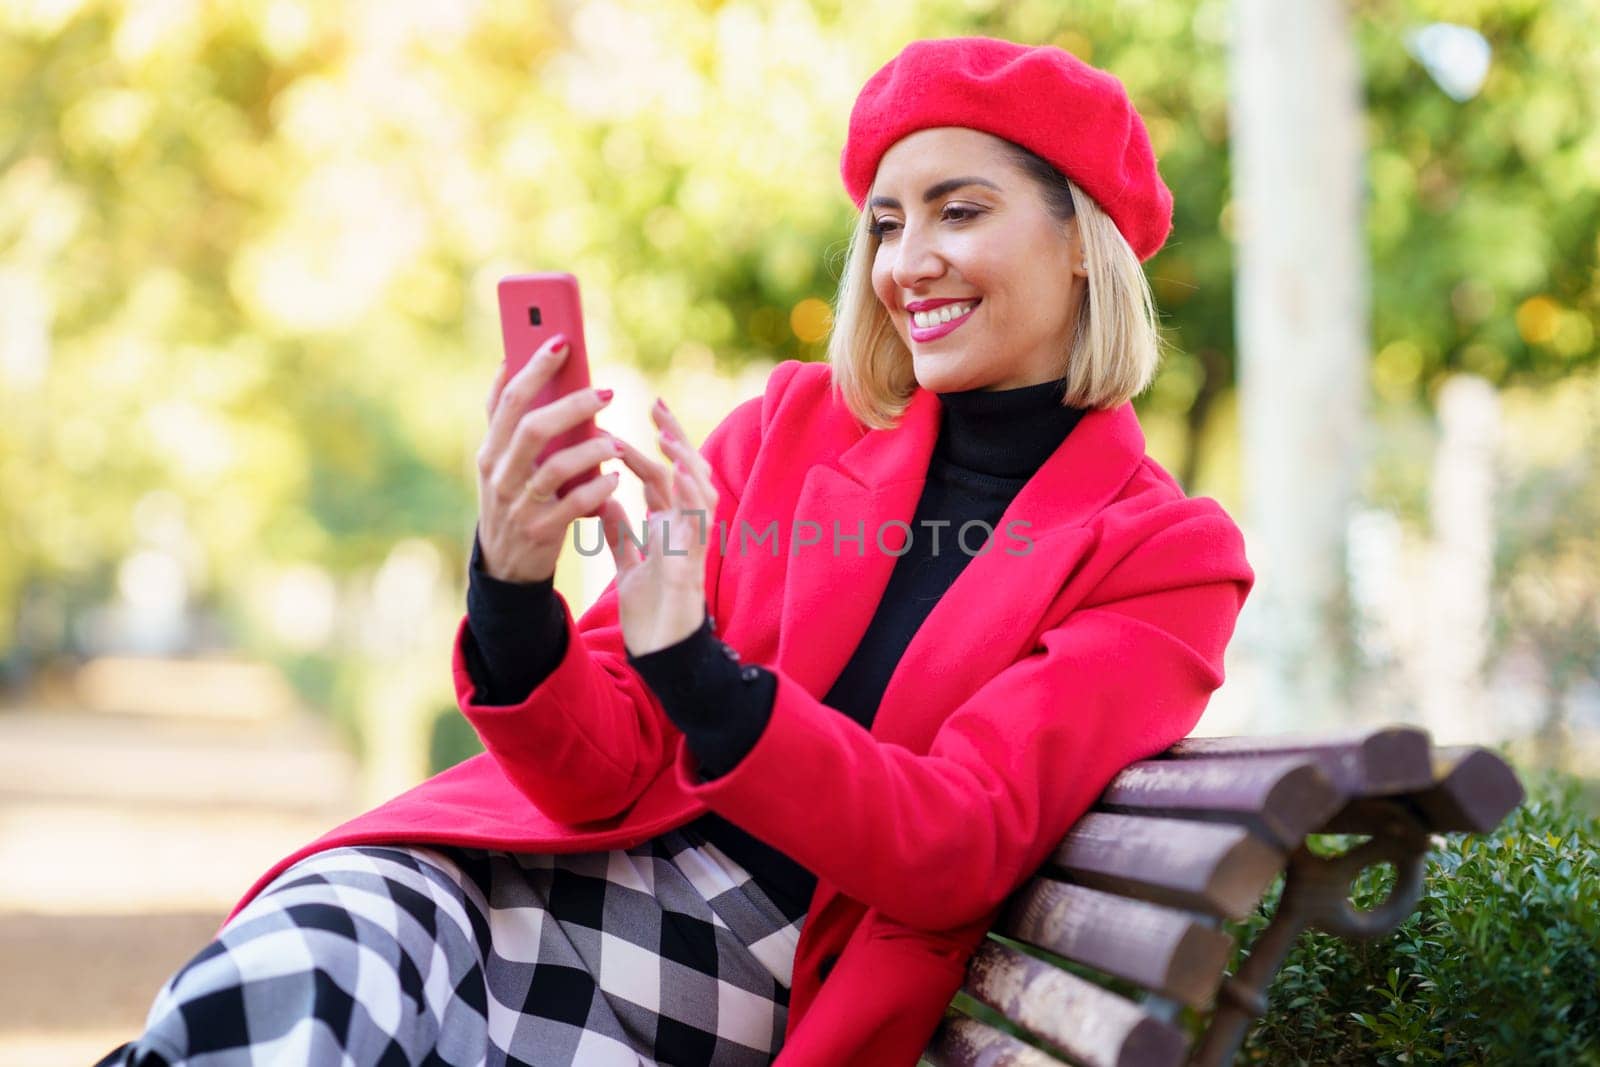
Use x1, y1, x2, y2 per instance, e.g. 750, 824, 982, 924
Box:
870, 262, 897, 313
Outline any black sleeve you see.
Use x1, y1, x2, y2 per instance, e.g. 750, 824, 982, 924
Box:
462, 530, 570, 707
625, 611, 777, 781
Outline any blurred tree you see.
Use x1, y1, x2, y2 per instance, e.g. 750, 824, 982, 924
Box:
1228, 0, 1369, 731
1360, 1, 1600, 407
2, 0, 1596, 735
1493, 378, 1600, 773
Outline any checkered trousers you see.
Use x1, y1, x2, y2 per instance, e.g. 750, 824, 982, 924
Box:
95, 828, 808, 1066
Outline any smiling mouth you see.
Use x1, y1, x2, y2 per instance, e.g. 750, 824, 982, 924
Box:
908, 300, 980, 341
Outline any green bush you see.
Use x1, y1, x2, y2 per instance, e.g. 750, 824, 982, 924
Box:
1221, 769, 1600, 1065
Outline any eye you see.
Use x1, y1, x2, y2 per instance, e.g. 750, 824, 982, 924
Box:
869, 204, 981, 240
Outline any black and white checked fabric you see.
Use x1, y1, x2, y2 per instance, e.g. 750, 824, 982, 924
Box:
96, 827, 808, 1066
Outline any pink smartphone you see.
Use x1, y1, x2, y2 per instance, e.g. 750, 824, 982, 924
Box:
496, 273, 607, 516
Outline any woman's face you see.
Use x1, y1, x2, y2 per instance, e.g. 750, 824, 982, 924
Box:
867, 127, 1086, 393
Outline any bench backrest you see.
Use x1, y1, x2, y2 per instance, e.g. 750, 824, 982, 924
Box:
924, 727, 1525, 1067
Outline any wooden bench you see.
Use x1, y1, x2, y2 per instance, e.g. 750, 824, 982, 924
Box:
921, 726, 1525, 1067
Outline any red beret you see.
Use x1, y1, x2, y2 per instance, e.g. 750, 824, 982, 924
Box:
841, 36, 1174, 262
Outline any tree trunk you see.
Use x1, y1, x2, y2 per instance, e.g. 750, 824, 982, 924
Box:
1228, 0, 1370, 731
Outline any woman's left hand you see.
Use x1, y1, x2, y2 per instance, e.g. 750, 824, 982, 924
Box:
598, 398, 721, 657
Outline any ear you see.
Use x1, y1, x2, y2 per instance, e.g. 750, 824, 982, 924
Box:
1066, 217, 1088, 277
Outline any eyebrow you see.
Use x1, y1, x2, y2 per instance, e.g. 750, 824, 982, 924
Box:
867, 176, 1002, 211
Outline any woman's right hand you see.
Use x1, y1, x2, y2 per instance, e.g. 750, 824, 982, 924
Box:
475, 332, 624, 585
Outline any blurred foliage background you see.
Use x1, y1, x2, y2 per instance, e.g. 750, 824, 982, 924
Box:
2, 0, 1599, 780
4, 0, 1600, 1061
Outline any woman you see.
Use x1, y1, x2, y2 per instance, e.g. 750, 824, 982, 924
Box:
102, 35, 1253, 1067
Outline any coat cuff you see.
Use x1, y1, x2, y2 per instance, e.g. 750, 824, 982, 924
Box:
625, 611, 776, 780
463, 529, 568, 706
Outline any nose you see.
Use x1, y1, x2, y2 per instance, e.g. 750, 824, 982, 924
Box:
889, 219, 947, 293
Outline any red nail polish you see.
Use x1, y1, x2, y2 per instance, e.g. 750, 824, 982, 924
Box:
596, 388, 614, 402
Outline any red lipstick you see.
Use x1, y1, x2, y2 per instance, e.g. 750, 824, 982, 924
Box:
904, 297, 977, 312
908, 299, 980, 343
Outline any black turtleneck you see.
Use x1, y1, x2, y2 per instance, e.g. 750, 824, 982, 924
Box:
459, 375, 1087, 923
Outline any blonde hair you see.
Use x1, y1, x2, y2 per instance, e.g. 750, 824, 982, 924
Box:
825, 145, 1168, 430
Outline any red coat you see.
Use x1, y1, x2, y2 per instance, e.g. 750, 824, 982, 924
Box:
224, 359, 1254, 1065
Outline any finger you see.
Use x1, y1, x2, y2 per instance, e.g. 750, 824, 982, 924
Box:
531, 435, 622, 497
659, 451, 710, 550
484, 334, 572, 462
668, 458, 714, 555
485, 360, 510, 423
512, 460, 611, 531
651, 404, 713, 484
658, 434, 718, 517
597, 495, 641, 574
505, 466, 558, 524
650, 397, 691, 445
651, 400, 715, 487
607, 432, 673, 514
542, 468, 621, 534
489, 387, 612, 505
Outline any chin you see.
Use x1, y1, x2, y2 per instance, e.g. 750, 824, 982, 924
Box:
908, 351, 972, 392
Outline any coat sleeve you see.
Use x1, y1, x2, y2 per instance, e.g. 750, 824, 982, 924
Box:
672, 496, 1255, 930
448, 361, 801, 826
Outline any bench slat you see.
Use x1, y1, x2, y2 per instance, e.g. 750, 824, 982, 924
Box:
1047, 813, 1283, 920
1000, 878, 1231, 1009
926, 1015, 1070, 1067
963, 941, 1189, 1067
1324, 745, 1525, 835
1413, 746, 1525, 831
930, 724, 1522, 1067
1095, 754, 1344, 849
1162, 725, 1434, 796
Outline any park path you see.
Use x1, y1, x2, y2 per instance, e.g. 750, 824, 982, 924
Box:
0, 673, 363, 1067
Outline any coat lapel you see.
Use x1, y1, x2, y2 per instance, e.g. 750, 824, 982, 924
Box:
774, 386, 942, 698
774, 389, 1150, 747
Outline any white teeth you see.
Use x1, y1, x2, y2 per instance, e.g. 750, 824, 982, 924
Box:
911, 301, 975, 329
